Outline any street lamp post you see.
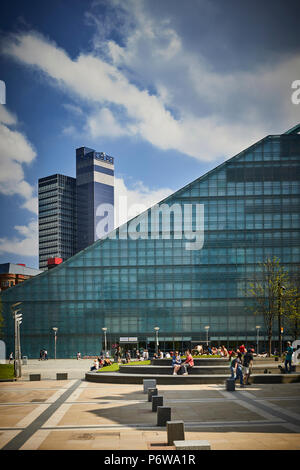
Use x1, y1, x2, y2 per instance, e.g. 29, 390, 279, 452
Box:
256, 326, 261, 355
102, 327, 107, 356
52, 328, 58, 360
11, 302, 22, 378
204, 326, 210, 347
154, 327, 160, 355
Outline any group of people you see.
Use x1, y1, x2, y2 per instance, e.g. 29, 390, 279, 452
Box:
192, 344, 229, 356
39, 349, 48, 360
229, 345, 254, 387
171, 349, 194, 375
90, 355, 113, 371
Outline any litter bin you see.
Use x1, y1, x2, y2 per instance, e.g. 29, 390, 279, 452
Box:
22, 356, 28, 365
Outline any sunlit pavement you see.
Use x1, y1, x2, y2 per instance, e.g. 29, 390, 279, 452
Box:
0, 359, 300, 450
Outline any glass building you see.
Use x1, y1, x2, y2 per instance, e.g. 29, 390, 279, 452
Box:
2, 126, 300, 358
38, 174, 76, 270
76, 147, 114, 252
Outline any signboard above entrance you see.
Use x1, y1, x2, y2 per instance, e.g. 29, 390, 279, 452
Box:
119, 337, 138, 343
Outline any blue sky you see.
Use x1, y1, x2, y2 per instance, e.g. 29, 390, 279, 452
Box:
0, 0, 299, 268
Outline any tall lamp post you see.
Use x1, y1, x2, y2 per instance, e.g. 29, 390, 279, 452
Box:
52, 327, 58, 360
204, 325, 210, 347
11, 302, 22, 378
154, 327, 160, 355
256, 325, 261, 355
102, 327, 107, 356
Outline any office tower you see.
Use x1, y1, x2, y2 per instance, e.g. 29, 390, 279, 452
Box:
38, 174, 76, 270
3, 125, 300, 357
76, 147, 114, 252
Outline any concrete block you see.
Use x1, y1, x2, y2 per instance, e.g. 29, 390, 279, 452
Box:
56, 373, 68, 380
167, 420, 185, 445
143, 379, 156, 394
226, 378, 235, 391
174, 440, 211, 450
148, 387, 158, 402
157, 406, 171, 426
152, 395, 163, 412
29, 374, 41, 381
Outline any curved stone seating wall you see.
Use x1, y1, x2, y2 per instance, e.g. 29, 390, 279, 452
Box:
151, 358, 228, 366
85, 371, 300, 385
151, 357, 279, 366
119, 364, 294, 375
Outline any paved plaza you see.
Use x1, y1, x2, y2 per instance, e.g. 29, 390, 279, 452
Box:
0, 360, 300, 450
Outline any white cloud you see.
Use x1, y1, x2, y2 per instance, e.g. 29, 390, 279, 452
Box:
86, 107, 130, 139
0, 219, 38, 257
0, 105, 38, 214
3, 2, 300, 163
114, 176, 173, 227
1, 29, 274, 162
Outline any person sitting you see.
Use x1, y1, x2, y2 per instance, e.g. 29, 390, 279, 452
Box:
239, 344, 247, 355
158, 349, 163, 359
103, 357, 112, 367
180, 349, 194, 375
90, 359, 99, 371
125, 350, 131, 363
172, 351, 182, 375
165, 352, 171, 359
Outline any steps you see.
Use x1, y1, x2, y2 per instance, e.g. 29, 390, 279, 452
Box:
119, 364, 291, 375
85, 371, 300, 385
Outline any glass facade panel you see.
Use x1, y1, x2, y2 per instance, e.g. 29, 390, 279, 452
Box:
2, 129, 300, 357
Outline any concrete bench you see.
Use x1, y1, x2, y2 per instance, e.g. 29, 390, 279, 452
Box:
167, 420, 185, 445
56, 373, 68, 380
174, 440, 211, 450
157, 406, 171, 426
29, 374, 41, 381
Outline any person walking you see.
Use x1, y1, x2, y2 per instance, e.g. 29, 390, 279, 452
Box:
229, 351, 236, 378
284, 341, 294, 373
243, 348, 254, 385
232, 352, 244, 387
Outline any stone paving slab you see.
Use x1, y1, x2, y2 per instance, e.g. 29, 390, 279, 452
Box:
0, 404, 42, 428
1, 378, 300, 450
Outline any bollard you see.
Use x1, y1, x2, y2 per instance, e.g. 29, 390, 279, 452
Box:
29, 374, 41, 381
152, 395, 163, 412
226, 378, 235, 391
56, 373, 68, 380
148, 387, 158, 402
143, 379, 156, 394
167, 420, 185, 446
157, 406, 171, 426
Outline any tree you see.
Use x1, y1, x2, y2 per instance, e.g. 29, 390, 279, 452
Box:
284, 286, 300, 342
247, 257, 294, 356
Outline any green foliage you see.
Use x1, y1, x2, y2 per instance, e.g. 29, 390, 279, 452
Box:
97, 360, 151, 372
247, 257, 299, 354
0, 364, 14, 380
